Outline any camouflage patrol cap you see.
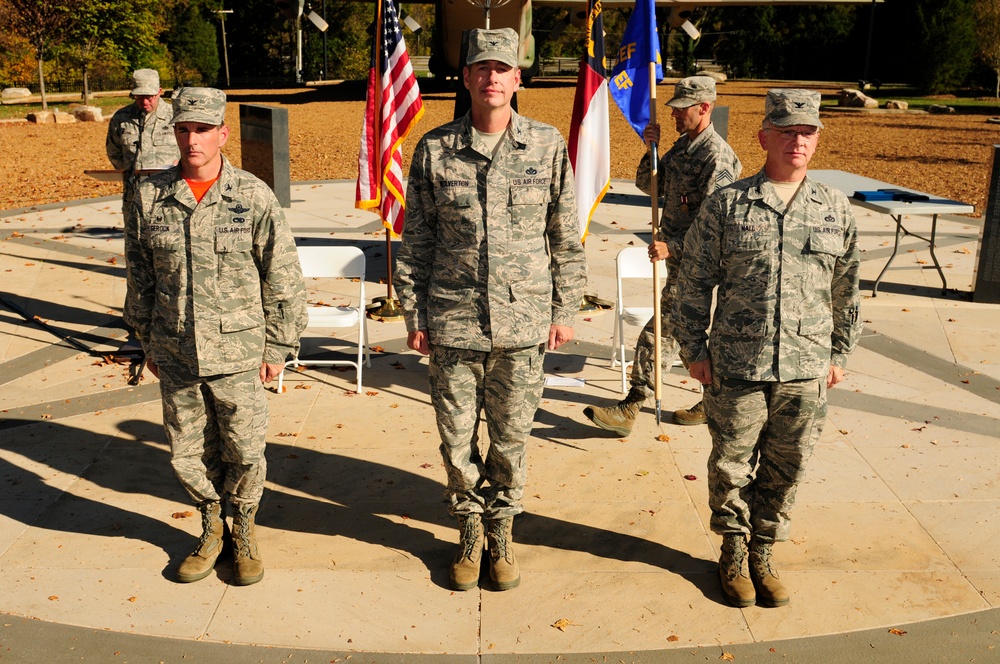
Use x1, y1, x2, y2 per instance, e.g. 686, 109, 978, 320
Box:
466, 28, 519, 69
172, 87, 227, 125
765, 88, 824, 128
131, 69, 160, 96
666, 75, 716, 109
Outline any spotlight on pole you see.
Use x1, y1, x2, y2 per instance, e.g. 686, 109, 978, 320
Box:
306, 9, 328, 32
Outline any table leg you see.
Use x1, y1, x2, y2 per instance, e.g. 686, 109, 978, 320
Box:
872, 214, 904, 297
928, 213, 947, 294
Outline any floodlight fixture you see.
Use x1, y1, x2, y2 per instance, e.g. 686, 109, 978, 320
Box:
680, 20, 700, 40
307, 9, 328, 31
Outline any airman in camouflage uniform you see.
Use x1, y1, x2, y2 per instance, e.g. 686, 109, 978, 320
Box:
106, 69, 179, 228
584, 76, 741, 436
671, 89, 862, 608
124, 88, 307, 587
394, 28, 587, 592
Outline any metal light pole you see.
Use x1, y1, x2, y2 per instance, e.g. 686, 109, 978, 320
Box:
322, 0, 328, 81
215, 9, 234, 87
863, 0, 876, 83
296, 16, 303, 83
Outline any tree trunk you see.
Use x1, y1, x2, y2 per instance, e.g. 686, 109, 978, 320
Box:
37, 57, 48, 111
996, 71, 999, 98
83, 64, 91, 105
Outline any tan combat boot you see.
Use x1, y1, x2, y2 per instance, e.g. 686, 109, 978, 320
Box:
450, 514, 485, 591
749, 537, 790, 607
673, 400, 707, 426
177, 501, 229, 583
719, 533, 756, 607
583, 387, 646, 437
232, 503, 264, 586
485, 517, 520, 590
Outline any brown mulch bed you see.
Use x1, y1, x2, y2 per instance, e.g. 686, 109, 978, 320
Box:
2, 79, 998, 214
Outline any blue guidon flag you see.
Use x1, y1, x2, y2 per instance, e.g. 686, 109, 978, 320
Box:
609, 0, 663, 138
569, 0, 610, 242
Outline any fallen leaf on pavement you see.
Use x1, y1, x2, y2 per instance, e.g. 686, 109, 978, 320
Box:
551, 618, 576, 632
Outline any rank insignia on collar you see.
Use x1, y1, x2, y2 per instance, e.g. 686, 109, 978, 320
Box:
526, 167, 537, 175
229, 203, 250, 214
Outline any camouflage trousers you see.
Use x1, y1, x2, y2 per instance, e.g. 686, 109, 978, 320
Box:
630, 255, 684, 398
428, 344, 545, 519
704, 376, 826, 543
157, 363, 269, 509
122, 175, 140, 234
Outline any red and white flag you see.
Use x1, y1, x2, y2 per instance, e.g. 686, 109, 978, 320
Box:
356, 0, 424, 236
568, 0, 610, 243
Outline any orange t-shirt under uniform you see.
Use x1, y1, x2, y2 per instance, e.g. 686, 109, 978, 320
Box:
185, 176, 218, 203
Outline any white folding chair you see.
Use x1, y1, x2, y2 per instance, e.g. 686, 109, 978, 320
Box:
278, 245, 371, 394
610, 246, 665, 394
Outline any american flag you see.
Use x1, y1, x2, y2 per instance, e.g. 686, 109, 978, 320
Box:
355, 0, 424, 236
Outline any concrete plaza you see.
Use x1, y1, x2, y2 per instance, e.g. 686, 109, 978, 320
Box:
1, 180, 998, 662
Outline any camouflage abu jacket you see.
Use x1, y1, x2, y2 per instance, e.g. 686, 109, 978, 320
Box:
671, 170, 862, 381
106, 101, 179, 197
394, 110, 588, 351
634, 124, 741, 259
124, 157, 307, 376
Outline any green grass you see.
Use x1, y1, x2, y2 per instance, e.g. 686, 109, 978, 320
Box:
0, 95, 131, 121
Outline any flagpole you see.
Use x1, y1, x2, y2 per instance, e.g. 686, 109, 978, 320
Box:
368, 0, 405, 322
376, 0, 388, 303
648, 60, 662, 426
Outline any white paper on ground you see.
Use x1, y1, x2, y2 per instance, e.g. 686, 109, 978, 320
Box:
544, 376, 586, 387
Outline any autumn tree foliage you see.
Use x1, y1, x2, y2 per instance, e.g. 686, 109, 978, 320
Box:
1, 0, 79, 109
974, 0, 1000, 96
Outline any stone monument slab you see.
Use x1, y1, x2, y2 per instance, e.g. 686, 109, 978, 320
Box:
973, 145, 1000, 303
711, 106, 729, 142
239, 104, 291, 208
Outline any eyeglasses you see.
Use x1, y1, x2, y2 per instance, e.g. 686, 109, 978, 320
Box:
766, 128, 820, 141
